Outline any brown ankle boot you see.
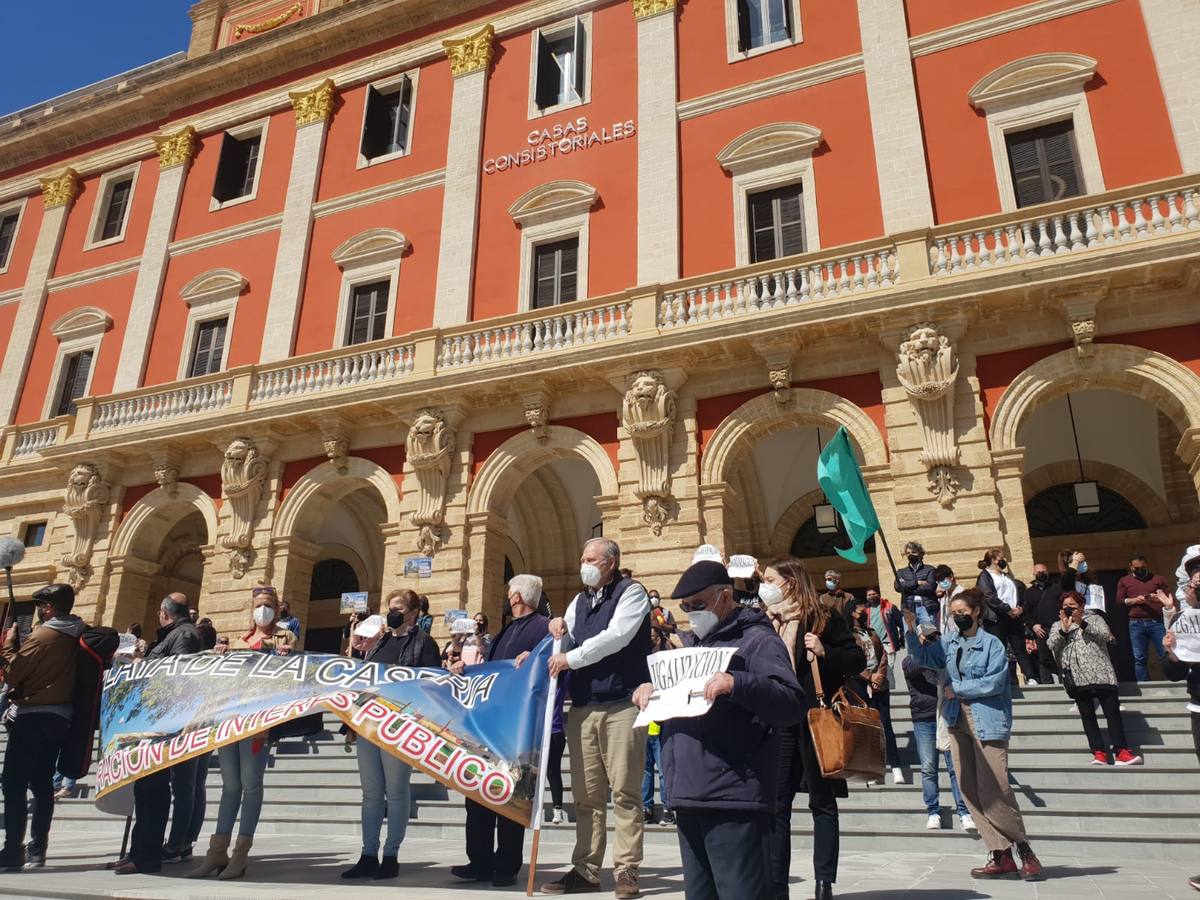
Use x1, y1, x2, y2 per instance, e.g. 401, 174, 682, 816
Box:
218, 835, 252, 880
187, 834, 229, 878
1016, 842, 1043, 881
970, 848, 1019, 879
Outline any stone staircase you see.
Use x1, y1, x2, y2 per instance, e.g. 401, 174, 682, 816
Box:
11, 682, 1199, 859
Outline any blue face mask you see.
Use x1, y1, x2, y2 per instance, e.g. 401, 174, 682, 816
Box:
825, 580, 837, 592
938, 579, 952, 590
1077, 561, 1089, 575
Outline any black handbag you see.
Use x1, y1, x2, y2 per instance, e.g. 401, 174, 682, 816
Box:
1060, 666, 1078, 699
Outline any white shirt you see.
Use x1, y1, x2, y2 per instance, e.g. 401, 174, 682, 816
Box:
1077, 582, 1106, 612
560, 580, 650, 671
994, 572, 1019, 609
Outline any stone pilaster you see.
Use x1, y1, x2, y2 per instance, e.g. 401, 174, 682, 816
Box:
0, 169, 79, 424
633, 0, 680, 284
1158, 411, 1200, 521
114, 128, 197, 391
259, 80, 336, 362
433, 25, 494, 327
855, 0, 934, 232
267, 534, 323, 648
991, 448, 1034, 577
1138, 0, 1200, 172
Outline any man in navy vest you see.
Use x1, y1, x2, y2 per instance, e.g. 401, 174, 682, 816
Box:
541, 538, 650, 900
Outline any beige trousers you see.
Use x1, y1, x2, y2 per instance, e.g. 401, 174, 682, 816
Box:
950, 703, 1028, 852
565, 700, 646, 880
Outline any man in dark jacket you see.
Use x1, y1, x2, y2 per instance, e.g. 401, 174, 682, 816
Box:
451, 574, 549, 887
895, 541, 938, 623
115, 594, 203, 875
1, 583, 86, 871
633, 561, 804, 900
1025, 563, 1063, 684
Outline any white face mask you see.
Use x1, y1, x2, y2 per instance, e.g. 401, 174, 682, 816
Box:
688, 609, 719, 640
580, 563, 604, 588
758, 582, 784, 607
253, 605, 276, 627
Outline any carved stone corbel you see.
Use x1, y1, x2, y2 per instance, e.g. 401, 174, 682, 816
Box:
61, 463, 111, 590
1052, 280, 1106, 359
895, 323, 961, 509
521, 391, 550, 443
152, 447, 183, 497
621, 370, 678, 535
406, 410, 456, 556
220, 438, 269, 578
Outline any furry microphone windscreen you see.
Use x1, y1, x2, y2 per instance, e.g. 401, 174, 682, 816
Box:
0, 538, 26, 570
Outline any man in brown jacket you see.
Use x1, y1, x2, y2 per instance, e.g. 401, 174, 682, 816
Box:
1, 583, 86, 871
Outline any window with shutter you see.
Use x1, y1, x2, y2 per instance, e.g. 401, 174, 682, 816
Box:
1004, 120, 1084, 209
99, 177, 133, 241
213, 131, 263, 203
21, 522, 46, 548
360, 79, 413, 161
189, 317, 228, 378
532, 238, 579, 309
0, 212, 17, 269
55, 350, 93, 417
737, 0, 793, 51
747, 183, 805, 263
346, 280, 390, 345
533, 19, 585, 110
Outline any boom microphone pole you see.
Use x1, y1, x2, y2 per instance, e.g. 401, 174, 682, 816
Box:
0, 538, 26, 634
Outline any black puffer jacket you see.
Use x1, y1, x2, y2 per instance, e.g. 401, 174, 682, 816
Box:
145, 619, 203, 659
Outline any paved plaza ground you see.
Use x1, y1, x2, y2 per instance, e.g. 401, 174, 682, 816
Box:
1, 831, 1196, 899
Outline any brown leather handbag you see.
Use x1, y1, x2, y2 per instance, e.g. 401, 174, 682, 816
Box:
806, 654, 886, 782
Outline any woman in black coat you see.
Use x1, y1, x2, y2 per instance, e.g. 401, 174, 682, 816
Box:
760, 557, 866, 900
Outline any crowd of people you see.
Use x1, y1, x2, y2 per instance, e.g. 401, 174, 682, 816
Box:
1, 536, 1198, 899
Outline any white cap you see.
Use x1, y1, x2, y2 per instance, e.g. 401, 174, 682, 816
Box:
727, 554, 757, 579
692, 544, 723, 565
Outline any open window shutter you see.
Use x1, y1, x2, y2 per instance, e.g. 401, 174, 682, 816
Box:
102, 179, 132, 239
736, 0, 753, 51
559, 240, 578, 303
748, 192, 777, 263
70, 351, 93, 404
0, 214, 16, 267
209, 319, 228, 371
392, 79, 413, 154
349, 287, 371, 345
57, 351, 92, 416
534, 32, 559, 109
239, 136, 261, 198
781, 0, 795, 40
1041, 124, 1083, 201
1006, 130, 1048, 209
776, 187, 805, 256
360, 85, 388, 159
572, 18, 587, 102
370, 283, 389, 341
190, 322, 215, 377
213, 134, 241, 202
534, 246, 559, 309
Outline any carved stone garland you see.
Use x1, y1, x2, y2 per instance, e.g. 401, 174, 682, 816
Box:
220, 438, 269, 578
895, 323, 961, 509
61, 463, 111, 590
622, 371, 678, 535
406, 410, 455, 556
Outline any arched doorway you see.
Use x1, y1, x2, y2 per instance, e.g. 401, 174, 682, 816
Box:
306, 558, 361, 653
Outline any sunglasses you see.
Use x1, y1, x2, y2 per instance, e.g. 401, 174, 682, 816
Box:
251, 587, 277, 597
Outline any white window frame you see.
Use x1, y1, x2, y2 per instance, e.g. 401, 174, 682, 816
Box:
0, 197, 28, 275
209, 116, 270, 212
717, 123, 822, 266
527, 13, 593, 120
723, 0, 803, 63
177, 269, 246, 380
43, 307, 112, 420
356, 68, 421, 169
9, 515, 55, 553
331, 229, 408, 348
508, 180, 598, 311
968, 53, 1103, 213
84, 163, 141, 251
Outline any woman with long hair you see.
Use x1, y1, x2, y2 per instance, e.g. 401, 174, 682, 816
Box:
1059, 550, 1107, 614
190, 585, 296, 881
976, 548, 1037, 684
761, 557, 865, 900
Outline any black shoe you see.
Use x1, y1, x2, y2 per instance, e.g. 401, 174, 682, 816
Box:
642, 806, 654, 824
493, 873, 518, 887
372, 855, 399, 880
451, 864, 491, 882
541, 869, 602, 894
660, 809, 676, 826
814, 881, 833, 900
0, 845, 23, 873
341, 854, 380, 879
23, 846, 45, 870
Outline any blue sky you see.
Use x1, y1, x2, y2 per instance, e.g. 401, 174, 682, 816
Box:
0, 1, 193, 116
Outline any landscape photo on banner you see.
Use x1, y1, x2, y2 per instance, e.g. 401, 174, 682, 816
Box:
94, 638, 556, 826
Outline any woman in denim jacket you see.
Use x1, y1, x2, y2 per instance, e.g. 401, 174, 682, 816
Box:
904, 588, 1043, 883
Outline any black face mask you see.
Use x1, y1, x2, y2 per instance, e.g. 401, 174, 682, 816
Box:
1133, 567, 1149, 580
1034, 572, 1048, 584
867, 597, 880, 606
997, 559, 1008, 570
386, 610, 406, 630
953, 613, 975, 632
907, 555, 922, 566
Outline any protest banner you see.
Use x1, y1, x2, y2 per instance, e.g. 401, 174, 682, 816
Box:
95, 638, 556, 827
405, 557, 433, 578
340, 591, 370, 614
634, 646, 737, 728
1168, 605, 1200, 663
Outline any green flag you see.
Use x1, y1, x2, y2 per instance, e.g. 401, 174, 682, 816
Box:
816, 427, 880, 564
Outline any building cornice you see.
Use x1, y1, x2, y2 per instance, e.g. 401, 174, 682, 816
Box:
46, 257, 142, 294
311, 167, 446, 219
167, 213, 284, 258
909, 0, 1119, 57
677, 55, 865, 121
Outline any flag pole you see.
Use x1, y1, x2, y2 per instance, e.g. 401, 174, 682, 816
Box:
526, 637, 562, 897
848, 445, 900, 585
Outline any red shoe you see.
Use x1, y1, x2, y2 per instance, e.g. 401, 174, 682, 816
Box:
1016, 842, 1044, 882
1114, 749, 1143, 766
1090, 750, 1109, 766
970, 849, 1019, 879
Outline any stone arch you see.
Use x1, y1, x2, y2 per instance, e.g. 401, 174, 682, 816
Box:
272, 457, 403, 541
768, 488, 827, 558
466, 426, 619, 516
1021, 461, 1172, 528
110, 483, 220, 560
700, 389, 887, 487
989, 344, 1200, 453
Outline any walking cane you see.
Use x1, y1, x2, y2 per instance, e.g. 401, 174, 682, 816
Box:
526, 638, 562, 897
119, 815, 132, 861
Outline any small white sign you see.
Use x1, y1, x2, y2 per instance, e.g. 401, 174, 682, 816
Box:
1168, 606, 1200, 663
451, 617, 478, 635
114, 633, 138, 659
634, 647, 737, 728
353, 615, 384, 638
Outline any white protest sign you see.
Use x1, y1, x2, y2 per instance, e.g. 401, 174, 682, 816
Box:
634, 646, 737, 728
451, 617, 478, 635
354, 615, 384, 638
114, 633, 138, 660
1168, 605, 1200, 663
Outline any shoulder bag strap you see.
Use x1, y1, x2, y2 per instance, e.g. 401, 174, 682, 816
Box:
809, 651, 826, 708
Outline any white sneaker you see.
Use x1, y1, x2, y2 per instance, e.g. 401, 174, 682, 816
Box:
550, 807, 566, 825
891, 766, 908, 784
926, 813, 941, 830
1026, 679, 1039, 686
960, 814, 977, 833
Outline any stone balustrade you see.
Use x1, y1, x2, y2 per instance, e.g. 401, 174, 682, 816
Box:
438, 301, 632, 369
11, 425, 60, 458
92, 377, 235, 432
251, 343, 415, 402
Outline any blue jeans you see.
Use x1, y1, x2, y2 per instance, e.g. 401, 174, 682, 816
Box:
52, 771, 75, 793
1128, 618, 1167, 682
641, 734, 668, 810
913, 719, 968, 817
216, 739, 270, 838
356, 739, 412, 856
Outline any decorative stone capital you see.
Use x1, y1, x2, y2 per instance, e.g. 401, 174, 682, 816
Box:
1051, 280, 1106, 359
153, 126, 198, 169
61, 463, 111, 590
896, 323, 961, 508
220, 437, 270, 578
152, 447, 184, 498
443, 24, 496, 77
632, 0, 676, 18
405, 410, 456, 555
39, 168, 80, 209
289, 78, 336, 127
521, 391, 551, 443
622, 370, 678, 535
